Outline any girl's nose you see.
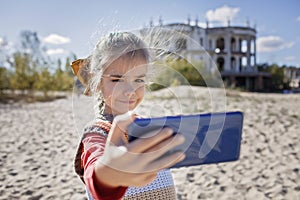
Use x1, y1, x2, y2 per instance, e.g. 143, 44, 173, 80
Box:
124, 83, 135, 96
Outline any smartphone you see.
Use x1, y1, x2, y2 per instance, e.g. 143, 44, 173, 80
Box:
127, 111, 243, 168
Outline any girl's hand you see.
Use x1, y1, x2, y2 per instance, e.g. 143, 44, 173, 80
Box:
94, 113, 186, 188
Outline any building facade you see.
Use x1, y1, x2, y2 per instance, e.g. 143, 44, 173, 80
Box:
284, 67, 300, 89
142, 20, 271, 91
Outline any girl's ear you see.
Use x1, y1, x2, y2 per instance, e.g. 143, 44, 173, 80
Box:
71, 56, 93, 96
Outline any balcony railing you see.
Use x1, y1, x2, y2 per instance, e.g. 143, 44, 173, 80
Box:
242, 66, 258, 72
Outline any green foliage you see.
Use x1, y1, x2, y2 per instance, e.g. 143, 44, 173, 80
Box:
258, 63, 290, 91
149, 56, 209, 91
0, 67, 10, 92
9, 52, 38, 92
0, 30, 77, 102
35, 67, 53, 96
268, 64, 285, 90
52, 60, 74, 91
3, 50, 75, 99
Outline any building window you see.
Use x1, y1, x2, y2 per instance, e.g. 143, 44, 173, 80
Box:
251, 39, 255, 54
241, 40, 247, 53
231, 57, 236, 71
251, 55, 255, 66
200, 38, 203, 46
242, 57, 247, 68
239, 58, 242, 71
217, 57, 225, 72
231, 38, 236, 52
216, 37, 225, 51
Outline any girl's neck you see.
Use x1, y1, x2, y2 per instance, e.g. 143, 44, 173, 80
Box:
98, 112, 114, 122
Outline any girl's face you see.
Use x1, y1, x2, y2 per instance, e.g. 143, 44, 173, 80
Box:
100, 56, 147, 115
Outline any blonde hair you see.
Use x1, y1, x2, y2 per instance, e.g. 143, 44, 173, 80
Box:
88, 32, 149, 114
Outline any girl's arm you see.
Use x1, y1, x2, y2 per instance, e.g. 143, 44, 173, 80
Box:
81, 133, 128, 200
82, 115, 185, 200
93, 116, 186, 188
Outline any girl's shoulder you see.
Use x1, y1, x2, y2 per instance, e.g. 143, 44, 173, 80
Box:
83, 118, 112, 138
74, 118, 112, 180
82, 113, 142, 138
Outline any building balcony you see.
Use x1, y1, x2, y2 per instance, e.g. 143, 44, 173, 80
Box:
241, 66, 258, 72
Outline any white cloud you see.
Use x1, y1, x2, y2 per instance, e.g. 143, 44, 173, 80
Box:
285, 56, 296, 61
297, 16, 300, 22
206, 5, 240, 25
257, 36, 294, 52
43, 34, 70, 45
46, 48, 67, 55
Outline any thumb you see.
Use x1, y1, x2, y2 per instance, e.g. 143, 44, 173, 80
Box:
107, 112, 135, 146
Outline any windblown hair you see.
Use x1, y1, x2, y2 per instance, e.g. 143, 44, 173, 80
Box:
88, 32, 150, 115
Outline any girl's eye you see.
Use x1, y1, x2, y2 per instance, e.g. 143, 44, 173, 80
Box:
111, 78, 124, 82
135, 78, 145, 83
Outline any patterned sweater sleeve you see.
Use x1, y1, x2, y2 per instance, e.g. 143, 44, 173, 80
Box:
81, 133, 128, 200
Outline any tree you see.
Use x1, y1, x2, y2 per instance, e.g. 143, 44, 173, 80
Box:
149, 56, 208, 91
9, 52, 38, 93
258, 63, 287, 91
1, 30, 79, 102
0, 37, 10, 68
35, 66, 53, 97
19, 30, 48, 64
51, 57, 75, 91
0, 67, 10, 94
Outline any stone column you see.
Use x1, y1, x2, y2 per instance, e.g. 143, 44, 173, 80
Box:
211, 38, 215, 51
235, 37, 239, 52
235, 56, 239, 72
236, 37, 241, 72
253, 37, 257, 67
247, 37, 251, 68
225, 34, 231, 71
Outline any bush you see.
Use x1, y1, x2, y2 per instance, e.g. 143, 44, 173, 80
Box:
149, 57, 211, 91
0, 67, 10, 93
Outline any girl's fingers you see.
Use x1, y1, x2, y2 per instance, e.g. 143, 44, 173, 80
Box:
121, 134, 185, 173
108, 112, 135, 146
136, 134, 185, 172
147, 151, 186, 171
145, 134, 185, 154
127, 128, 174, 153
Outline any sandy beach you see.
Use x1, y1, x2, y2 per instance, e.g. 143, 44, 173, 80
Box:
1, 86, 299, 200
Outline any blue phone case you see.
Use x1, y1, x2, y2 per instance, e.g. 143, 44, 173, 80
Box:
128, 111, 243, 168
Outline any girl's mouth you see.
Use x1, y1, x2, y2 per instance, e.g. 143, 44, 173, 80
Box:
119, 100, 136, 104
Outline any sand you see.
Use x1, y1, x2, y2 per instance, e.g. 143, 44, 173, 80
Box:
0, 86, 299, 200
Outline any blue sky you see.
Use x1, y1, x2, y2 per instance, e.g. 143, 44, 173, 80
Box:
1, 0, 299, 67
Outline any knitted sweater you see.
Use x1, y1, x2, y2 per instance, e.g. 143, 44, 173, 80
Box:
74, 115, 177, 200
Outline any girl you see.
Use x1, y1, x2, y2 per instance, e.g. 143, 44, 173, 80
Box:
72, 32, 186, 200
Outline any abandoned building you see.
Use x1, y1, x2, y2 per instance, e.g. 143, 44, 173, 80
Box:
284, 67, 300, 89
142, 18, 271, 91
